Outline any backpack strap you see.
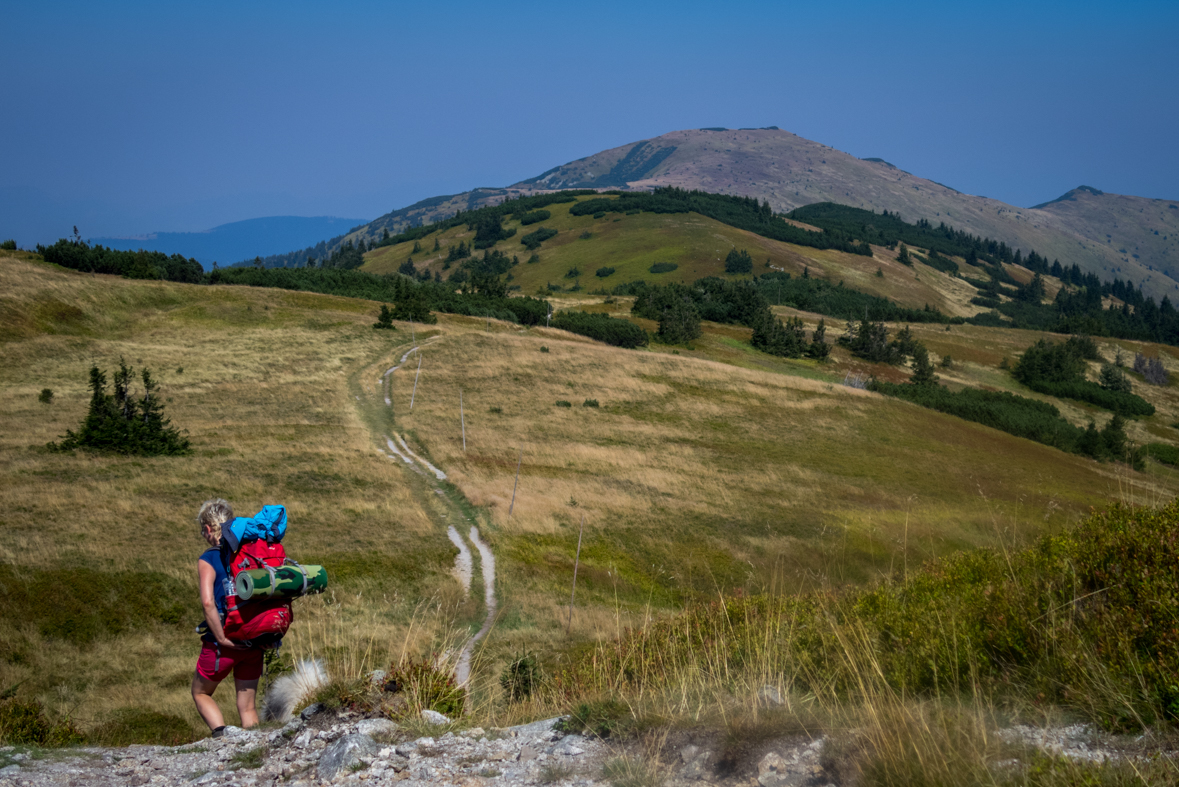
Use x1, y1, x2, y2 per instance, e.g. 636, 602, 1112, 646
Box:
284, 558, 310, 595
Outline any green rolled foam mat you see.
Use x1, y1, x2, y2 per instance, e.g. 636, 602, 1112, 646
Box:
235, 565, 327, 601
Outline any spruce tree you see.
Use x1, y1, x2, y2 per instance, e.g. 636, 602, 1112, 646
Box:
374, 304, 396, 330
50, 360, 190, 455
807, 319, 831, 359
657, 297, 702, 345
909, 344, 938, 386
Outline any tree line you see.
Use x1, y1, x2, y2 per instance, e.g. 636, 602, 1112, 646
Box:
568, 188, 874, 256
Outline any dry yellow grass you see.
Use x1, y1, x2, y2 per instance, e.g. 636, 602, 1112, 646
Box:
4, 252, 1177, 741
380, 317, 1178, 655
0, 256, 467, 735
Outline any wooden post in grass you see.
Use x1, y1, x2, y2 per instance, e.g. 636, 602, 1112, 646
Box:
508, 450, 522, 518
410, 355, 422, 410
460, 389, 466, 451
411, 321, 416, 348
567, 513, 585, 635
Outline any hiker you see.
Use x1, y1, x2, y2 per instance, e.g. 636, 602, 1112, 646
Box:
191, 498, 264, 736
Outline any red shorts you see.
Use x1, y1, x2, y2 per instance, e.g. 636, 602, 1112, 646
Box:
196, 642, 263, 683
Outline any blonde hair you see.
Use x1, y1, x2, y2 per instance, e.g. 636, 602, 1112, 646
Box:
197, 498, 234, 542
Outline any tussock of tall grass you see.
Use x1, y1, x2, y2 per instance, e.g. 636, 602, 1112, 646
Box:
559, 501, 1179, 733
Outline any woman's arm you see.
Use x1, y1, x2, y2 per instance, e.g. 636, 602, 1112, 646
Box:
198, 559, 239, 649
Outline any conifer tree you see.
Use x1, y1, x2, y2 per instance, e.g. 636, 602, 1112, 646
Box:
807, 319, 831, 359
657, 297, 702, 345
909, 343, 938, 386
49, 360, 190, 455
374, 304, 396, 330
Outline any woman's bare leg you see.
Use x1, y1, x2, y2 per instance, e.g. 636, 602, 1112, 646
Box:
235, 678, 260, 728
191, 673, 225, 731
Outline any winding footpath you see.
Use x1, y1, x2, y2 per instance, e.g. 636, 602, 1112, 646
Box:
376, 339, 497, 688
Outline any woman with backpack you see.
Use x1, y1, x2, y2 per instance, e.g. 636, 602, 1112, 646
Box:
191, 498, 265, 737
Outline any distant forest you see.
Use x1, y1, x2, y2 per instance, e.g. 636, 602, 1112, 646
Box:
35, 188, 1179, 349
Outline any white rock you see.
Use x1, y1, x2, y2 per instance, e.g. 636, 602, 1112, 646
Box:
294, 730, 314, 749
500, 716, 564, 737
421, 709, 450, 726
757, 685, 784, 706
356, 718, 399, 738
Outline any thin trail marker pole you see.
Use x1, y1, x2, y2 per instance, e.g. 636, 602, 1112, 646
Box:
411, 321, 416, 347
460, 389, 466, 451
410, 355, 422, 410
567, 513, 585, 635
508, 450, 522, 518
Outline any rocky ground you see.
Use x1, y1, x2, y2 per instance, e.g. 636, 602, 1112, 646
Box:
1, 707, 1170, 787
0, 704, 846, 787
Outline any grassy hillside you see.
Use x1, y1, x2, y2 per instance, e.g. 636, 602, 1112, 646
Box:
361, 196, 984, 318
0, 253, 465, 739
506, 127, 1179, 299
4, 249, 1179, 745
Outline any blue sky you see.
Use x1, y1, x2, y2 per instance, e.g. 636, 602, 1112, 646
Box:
3, 0, 1176, 246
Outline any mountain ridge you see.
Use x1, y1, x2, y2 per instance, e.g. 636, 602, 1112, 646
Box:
258, 128, 1179, 298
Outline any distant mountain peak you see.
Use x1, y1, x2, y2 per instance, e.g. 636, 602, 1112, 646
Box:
1031, 185, 1107, 209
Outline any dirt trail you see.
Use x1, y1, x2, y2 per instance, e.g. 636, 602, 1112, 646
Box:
446, 525, 473, 596
456, 526, 497, 687
375, 338, 495, 688
380, 337, 440, 405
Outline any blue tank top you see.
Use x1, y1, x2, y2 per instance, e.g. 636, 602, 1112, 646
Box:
199, 548, 235, 640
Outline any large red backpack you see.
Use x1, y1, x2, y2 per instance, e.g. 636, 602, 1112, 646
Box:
220, 505, 293, 645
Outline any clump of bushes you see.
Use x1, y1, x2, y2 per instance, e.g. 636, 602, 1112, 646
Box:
724, 248, 753, 274
551, 311, 648, 349
517, 210, 551, 226
38, 388, 53, 404
555, 400, 572, 408
0, 240, 17, 251
649, 262, 677, 274
583, 399, 599, 408
48, 360, 191, 455
1144, 442, 1179, 466
870, 379, 1141, 465
565, 267, 581, 279
595, 267, 615, 278
1014, 338, 1154, 416
521, 227, 558, 250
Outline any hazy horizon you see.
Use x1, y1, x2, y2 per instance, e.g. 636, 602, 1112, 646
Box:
3, 1, 1176, 248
